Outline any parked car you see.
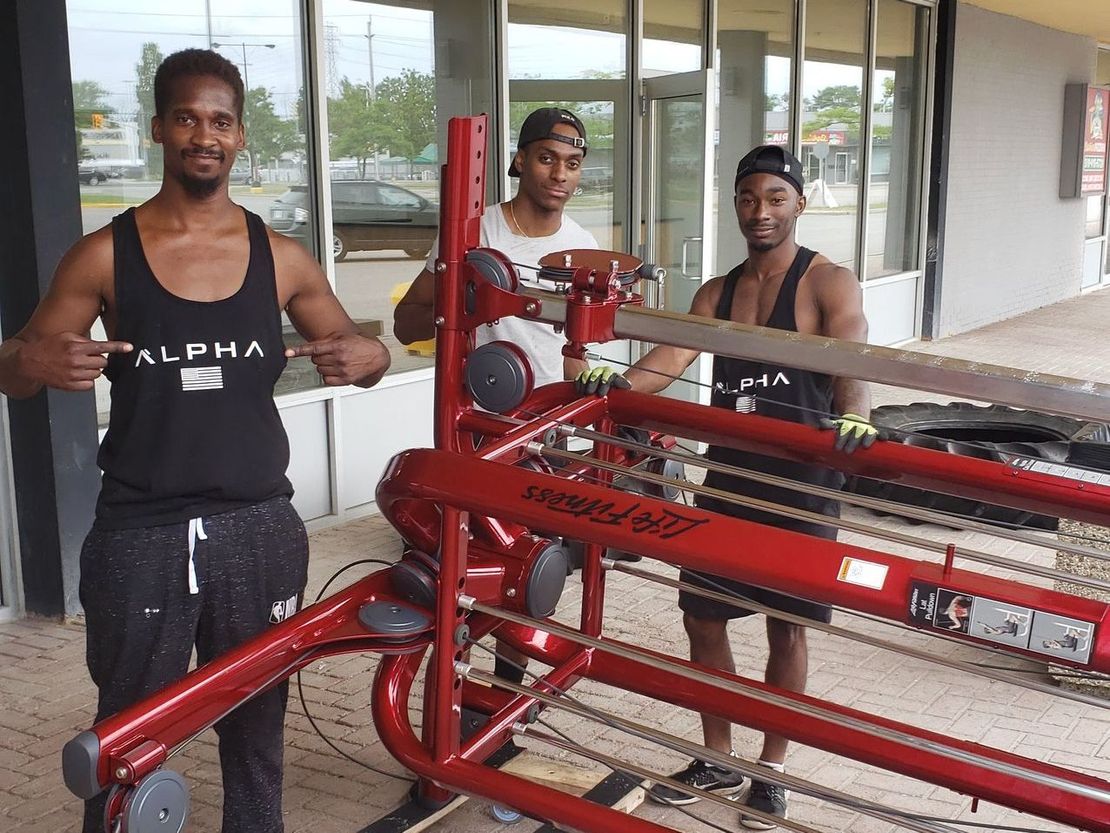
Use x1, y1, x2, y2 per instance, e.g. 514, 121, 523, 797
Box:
578, 166, 613, 192
269, 180, 438, 261
77, 165, 106, 185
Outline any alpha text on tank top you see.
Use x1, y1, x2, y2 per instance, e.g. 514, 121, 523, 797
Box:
96, 207, 293, 528
698, 246, 844, 532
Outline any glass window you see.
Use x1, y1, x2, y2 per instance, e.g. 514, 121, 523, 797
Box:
866, 0, 930, 279
66, 0, 309, 421
318, 0, 495, 378
643, 0, 704, 76
794, 0, 867, 274
1086, 194, 1104, 240
713, 0, 795, 275
378, 183, 423, 208
1100, 51, 1110, 274
508, 2, 629, 251
508, 2, 626, 81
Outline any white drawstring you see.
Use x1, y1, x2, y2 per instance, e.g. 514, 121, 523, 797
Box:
187, 517, 207, 594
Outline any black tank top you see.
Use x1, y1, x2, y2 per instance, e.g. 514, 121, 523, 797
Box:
96, 207, 293, 528
697, 246, 842, 537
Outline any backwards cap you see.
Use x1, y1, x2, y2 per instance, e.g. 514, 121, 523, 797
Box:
509, 108, 588, 177
734, 144, 805, 194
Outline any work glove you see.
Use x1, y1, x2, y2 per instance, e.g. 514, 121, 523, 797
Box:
819, 413, 879, 453
575, 365, 631, 396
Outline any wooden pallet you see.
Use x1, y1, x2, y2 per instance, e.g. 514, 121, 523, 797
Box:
359, 744, 644, 832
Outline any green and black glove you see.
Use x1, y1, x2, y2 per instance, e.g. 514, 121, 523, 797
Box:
819, 413, 879, 453
574, 366, 631, 396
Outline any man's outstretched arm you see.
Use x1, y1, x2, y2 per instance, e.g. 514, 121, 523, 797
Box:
0, 228, 129, 399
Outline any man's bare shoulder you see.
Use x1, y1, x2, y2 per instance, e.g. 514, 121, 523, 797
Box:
57, 223, 115, 286
266, 225, 317, 263
690, 273, 729, 315
806, 256, 860, 293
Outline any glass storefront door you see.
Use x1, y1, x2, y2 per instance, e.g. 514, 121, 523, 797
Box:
641, 70, 714, 404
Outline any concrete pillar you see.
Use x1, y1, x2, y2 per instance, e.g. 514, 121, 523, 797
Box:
0, 0, 101, 617
715, 30, 771, 274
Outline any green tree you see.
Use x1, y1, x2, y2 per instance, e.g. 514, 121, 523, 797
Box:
328, 78, 388, 177
809, 84, 861, 111
244, 86, 298, 173
135, 42, 164, 178
72, 80, 113, 160
879, 76, 896, 111
764, 92, 790, 112
804, 84, 862, 141
375, 69, 436, 165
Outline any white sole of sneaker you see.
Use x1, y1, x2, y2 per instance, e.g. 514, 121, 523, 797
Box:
739, 814, 786, 831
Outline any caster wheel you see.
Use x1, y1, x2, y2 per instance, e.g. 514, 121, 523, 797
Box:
490, 803, 523, 824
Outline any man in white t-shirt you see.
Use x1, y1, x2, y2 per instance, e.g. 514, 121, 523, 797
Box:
394, 108, 597, 687
394, 107, 598, 386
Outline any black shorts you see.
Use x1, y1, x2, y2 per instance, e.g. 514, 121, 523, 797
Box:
678, 569, 832, 623
678, 495, 837, 623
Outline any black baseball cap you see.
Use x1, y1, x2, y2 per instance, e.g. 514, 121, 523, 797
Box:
734, 144, 805, 194
508, 107, 588, 177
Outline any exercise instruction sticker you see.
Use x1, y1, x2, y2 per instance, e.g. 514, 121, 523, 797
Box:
1028, 612, 1095, 664
969, 600, 1033, 649
837, 557, 888, 590
908, 583, 974, 635
908, 582, 1096, 665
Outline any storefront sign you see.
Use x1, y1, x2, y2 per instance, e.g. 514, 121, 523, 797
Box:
762, 129, 848, 147
1081, 87, 1109, 195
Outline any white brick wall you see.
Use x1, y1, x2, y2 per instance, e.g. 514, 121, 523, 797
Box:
938, 3, 1097, 337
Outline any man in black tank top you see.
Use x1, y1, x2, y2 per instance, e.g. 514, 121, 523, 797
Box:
0, 50, 390, 833
583, 146, 874, 827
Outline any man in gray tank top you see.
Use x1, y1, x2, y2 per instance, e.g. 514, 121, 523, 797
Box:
579, 146, 875, 829
0, 49, 390, 833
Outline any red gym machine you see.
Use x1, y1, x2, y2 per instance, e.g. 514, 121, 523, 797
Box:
63, 115, 1110, 833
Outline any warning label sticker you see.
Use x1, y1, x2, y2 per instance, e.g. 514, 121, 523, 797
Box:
837, 557, 888, 590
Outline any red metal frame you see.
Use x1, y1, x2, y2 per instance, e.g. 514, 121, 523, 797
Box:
63, 115, 1110, 833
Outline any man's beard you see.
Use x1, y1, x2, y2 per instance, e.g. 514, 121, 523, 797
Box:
180, 171, 224, 197
747, 239, 776, 252
179, 150, 225, 197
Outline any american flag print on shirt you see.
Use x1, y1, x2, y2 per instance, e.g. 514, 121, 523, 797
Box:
180, 366, 224, 391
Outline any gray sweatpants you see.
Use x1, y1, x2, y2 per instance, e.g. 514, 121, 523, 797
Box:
79, 496, 308, 833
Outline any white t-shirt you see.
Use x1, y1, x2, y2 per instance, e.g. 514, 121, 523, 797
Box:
425, 206, 598, 387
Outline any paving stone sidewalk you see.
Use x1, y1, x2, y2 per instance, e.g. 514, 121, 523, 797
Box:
3, 288, 1110, 833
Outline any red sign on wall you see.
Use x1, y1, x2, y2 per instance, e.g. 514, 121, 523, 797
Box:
1082, 87, 1109, 195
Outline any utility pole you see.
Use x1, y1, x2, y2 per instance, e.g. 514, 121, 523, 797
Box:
366, 17, 376, 100
366, 16, 376, 178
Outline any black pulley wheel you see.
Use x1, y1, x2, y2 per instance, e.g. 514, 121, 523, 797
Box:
465, 341, 534, 414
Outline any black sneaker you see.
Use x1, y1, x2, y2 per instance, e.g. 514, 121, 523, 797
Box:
740, 778, 788, 829
648, 759, 747, 806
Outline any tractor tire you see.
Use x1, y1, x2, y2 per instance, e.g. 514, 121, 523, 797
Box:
846, 402, 1110, 530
